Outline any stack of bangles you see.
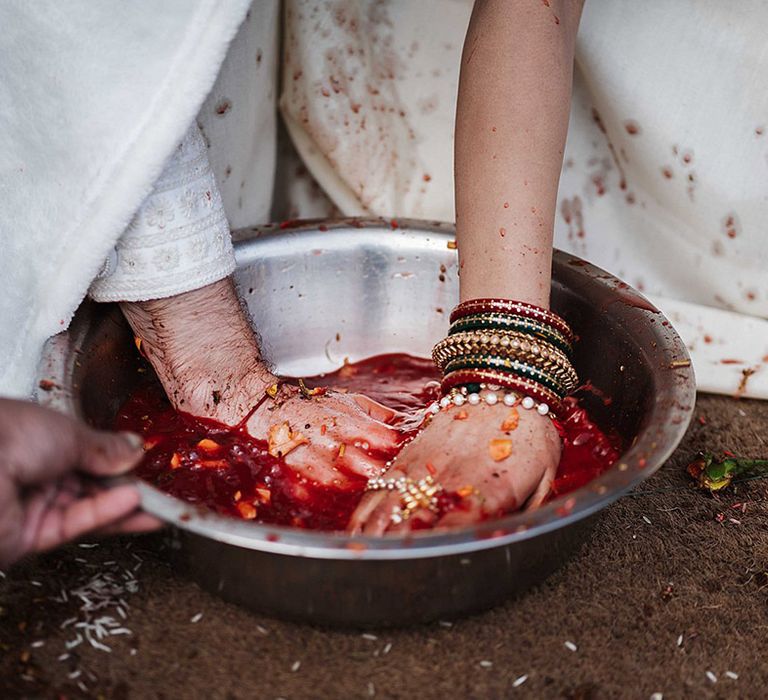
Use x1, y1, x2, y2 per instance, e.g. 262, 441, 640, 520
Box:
364, 298, 578, 524
431, 298, 579, 419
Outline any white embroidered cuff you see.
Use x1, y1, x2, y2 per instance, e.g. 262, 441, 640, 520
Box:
89, 122, 236, 303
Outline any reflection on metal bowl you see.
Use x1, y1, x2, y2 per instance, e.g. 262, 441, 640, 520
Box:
36, 219, 695, 627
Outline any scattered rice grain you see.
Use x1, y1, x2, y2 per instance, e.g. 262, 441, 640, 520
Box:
190, 612, 203, 623
565, 641, 578, 652
725, 671, 738, 680
479, 660, 493, 668
65, 635, 83, 650
362, 633, 378, 641
291, 660, 301, 672
706, 671, 717, 683
512, 674, 528, 688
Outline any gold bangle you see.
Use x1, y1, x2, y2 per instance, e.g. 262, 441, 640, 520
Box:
434, 329, 574, 374
433, 332, 578, 391
448, 314, 573, 356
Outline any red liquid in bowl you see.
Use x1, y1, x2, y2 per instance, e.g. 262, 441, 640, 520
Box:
114, 354, 620, 531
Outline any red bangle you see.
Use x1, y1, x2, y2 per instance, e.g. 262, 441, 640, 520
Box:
441, 369, 564, 414
450, 298, 574, 343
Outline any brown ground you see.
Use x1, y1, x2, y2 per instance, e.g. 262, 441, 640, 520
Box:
4, 394, 768, 699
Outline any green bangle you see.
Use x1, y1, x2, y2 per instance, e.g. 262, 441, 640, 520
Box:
449, 315, 573, 356
443, 355, 567, 398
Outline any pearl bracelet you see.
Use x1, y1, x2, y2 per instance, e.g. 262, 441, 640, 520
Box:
425, 384, 553, 418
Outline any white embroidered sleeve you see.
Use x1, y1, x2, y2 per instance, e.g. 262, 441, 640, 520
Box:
89, 122, 235, 302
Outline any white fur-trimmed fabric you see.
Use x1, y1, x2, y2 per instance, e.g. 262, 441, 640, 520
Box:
0, 0, 250, 397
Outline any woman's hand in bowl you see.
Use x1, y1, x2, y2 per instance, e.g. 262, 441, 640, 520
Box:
348, 400, 561, 535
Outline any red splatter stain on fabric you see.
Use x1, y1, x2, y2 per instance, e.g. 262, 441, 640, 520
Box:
561, 196, 585, 240
686, 172, 697, 202
503, 201, 510, 209
214, 99, 232, 116
661, 166, 673, 179
592, 108, 607, 135
756, 126, 764, 136
703, 335, 713, 344
423, 173, 431, 182
721, 359, 744, 365
499, 227, 506, 237
591, 174, 606, 196
723, 213, 740, 239
624, 120, 641, 136
591, 108, 627, 190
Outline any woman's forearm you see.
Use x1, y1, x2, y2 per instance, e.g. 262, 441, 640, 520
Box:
455, 0, 583, 307
121, 278, 273, 421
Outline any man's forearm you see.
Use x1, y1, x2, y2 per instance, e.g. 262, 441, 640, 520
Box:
455, 0, 583, 307
121, 278, 273, 421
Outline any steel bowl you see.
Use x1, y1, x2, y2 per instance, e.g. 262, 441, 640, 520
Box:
36, 219, 695, 627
